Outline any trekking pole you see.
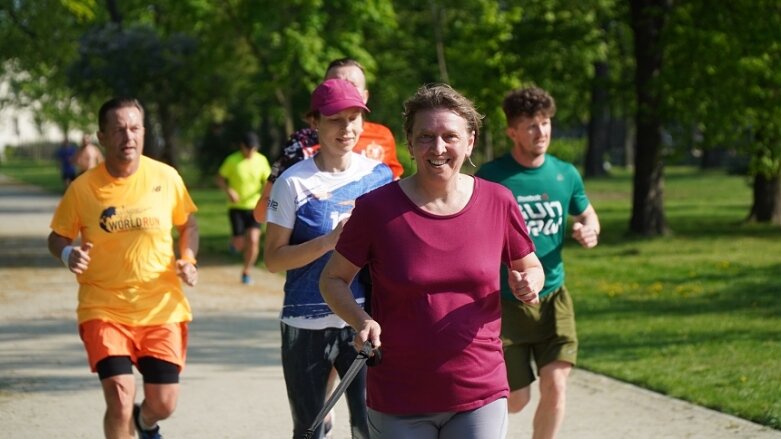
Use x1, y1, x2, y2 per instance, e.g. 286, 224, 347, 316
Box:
302, 341, 379, 439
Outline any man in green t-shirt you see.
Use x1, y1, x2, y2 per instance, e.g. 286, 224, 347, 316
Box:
476, 87, 600, 439
216, 131, 271, 284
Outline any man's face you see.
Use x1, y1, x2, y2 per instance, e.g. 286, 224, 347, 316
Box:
506, 113, 551, 159
98, 106, 145, 165
240, 144, 257, 158
325, 65, 369, 103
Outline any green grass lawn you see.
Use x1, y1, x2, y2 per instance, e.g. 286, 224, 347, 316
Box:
2, 160, 779, 429
567, 167, 781, 429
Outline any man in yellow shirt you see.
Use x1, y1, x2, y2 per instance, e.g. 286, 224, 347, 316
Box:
48, 97, 199, 439
215, 131, 271, 284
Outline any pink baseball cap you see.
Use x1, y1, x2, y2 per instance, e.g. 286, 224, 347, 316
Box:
310, 78, 370, 116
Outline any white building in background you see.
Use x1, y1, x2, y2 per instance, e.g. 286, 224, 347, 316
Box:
0, 79, 72, 162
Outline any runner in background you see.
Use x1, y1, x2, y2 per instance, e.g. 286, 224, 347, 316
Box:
54, 139, 78, 190
253, 57, 401, 436
254, 57, 402, 224
47, 97, 199, 439
215, 131, 271, 285
264, 79, 393, 439
75, 133, 104, 175
477, 86, 601, 439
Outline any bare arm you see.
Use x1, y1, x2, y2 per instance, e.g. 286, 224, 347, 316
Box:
48, 231, 92, 274
571, 204, 600, 248
215, 174, 239, 203
320, 251, 381, 351
175, 214, 199, 287
263, 220, 344, 273
508, 252, 545, 305
253, 182, 273, 223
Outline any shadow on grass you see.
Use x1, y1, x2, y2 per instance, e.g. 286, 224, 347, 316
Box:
585, 211, 781, 248
581, 262, 781, 319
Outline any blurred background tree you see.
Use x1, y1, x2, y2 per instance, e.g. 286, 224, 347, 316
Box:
1, 0, 779, 226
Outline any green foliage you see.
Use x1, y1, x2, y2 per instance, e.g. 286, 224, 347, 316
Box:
0, 0, 95, 134
3, 0, 781, 222
395, 142, 416, 177
662, 0, 781, 180
0, 157, 64, 193
548, 137, 586, 165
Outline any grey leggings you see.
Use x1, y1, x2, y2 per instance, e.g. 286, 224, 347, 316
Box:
367, 397, 507, 439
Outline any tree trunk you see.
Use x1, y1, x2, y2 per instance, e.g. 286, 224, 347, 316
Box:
586, 60, 610, 178
105, 0, 122, 25
629, 0, 670, 236
748, 174, 781, 224
430, 1, 450, 83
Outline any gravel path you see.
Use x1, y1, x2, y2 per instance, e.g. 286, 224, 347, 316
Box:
0, 173, 778, 438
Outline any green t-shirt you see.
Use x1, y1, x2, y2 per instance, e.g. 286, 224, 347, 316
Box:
476, 153, 590, 299
218, 150, 271, 210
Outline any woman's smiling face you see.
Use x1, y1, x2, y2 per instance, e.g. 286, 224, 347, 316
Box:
408, 108, 474, 181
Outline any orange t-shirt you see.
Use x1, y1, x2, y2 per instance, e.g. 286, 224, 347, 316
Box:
50, 156, 197, 326
352, 122, 403, 179
269, 122, 402, 183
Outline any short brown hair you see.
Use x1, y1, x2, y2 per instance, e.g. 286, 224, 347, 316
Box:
325, 58, 366, 79
98, 97, 145, 132
502, 87, 556, 126
403, 83, 483, 141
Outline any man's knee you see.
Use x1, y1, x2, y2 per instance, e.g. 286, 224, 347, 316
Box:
538, 362, 572, 403
101, 375, 136, 420
508, 387, 532, 413
142, 394, 177, 420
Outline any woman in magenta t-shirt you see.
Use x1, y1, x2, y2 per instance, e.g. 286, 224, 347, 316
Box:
321, 84, 545, 439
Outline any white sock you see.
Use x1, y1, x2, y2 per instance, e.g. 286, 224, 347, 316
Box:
138, 408, 158, 431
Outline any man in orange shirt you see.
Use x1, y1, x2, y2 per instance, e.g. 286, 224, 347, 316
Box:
254, 58, 402, 223
48, 97, 199, 439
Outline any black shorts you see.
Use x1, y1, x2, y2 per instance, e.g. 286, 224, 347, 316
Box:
228, 208, 260, 236
95, 356, 180, 384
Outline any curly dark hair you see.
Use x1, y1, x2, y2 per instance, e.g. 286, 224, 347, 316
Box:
502, 87, 556, 125
402, 83, 484, 142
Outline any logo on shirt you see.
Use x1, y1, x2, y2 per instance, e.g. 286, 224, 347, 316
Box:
362, 142, 385, 161
99, 206, 161, 233
517, 195, 563, 237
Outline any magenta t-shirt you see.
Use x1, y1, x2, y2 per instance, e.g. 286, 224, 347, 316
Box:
335, 177, 535, 414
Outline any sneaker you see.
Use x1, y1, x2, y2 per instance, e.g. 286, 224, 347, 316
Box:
228, 243, 239, 256
133, 403, 162, 439
241, 273, 252, 285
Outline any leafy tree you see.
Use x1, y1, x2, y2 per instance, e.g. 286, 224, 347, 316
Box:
663, 0, 781, 224
68, 23, 204, 166
485, 0, 635, 174
368, 0, 525, 163
0, 0, 96, 139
